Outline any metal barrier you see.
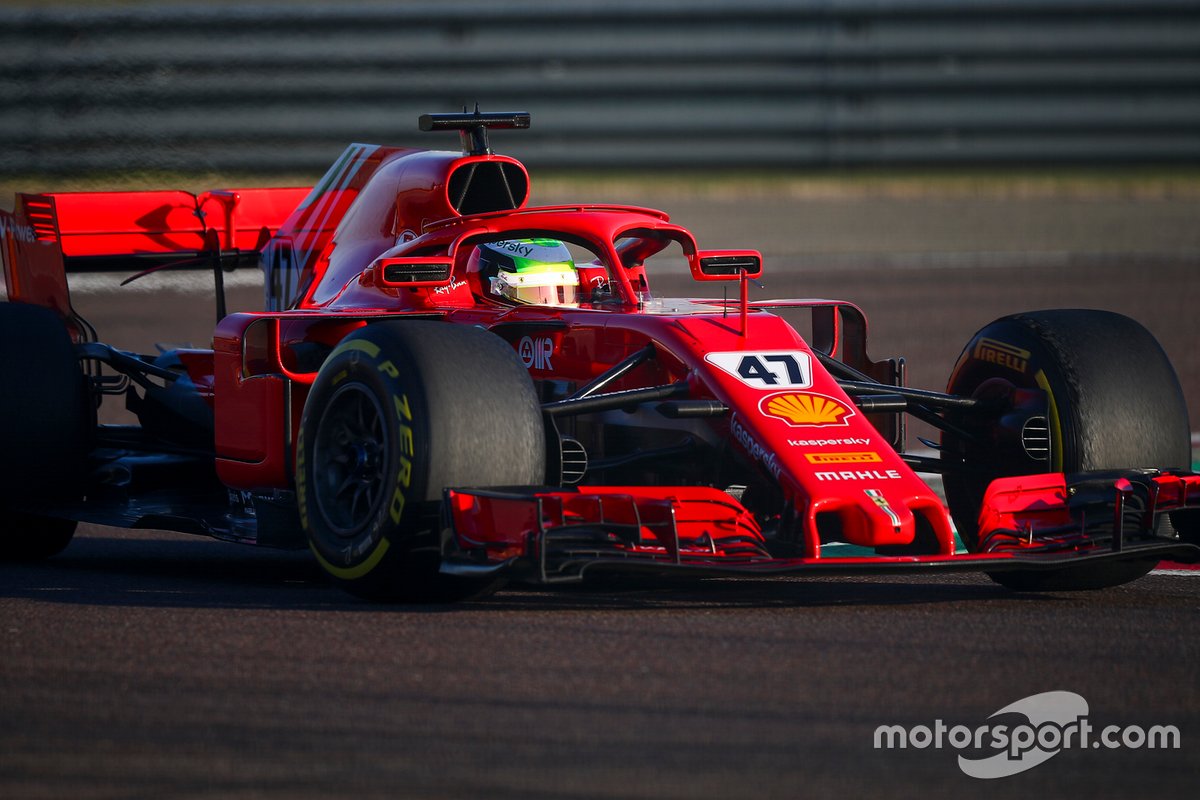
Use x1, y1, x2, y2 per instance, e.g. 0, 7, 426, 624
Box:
1, 0, 1198, 173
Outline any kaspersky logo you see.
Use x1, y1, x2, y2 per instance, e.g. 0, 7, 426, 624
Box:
760, 392, 854, 428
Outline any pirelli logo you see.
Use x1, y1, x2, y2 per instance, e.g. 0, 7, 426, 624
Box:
973, 338, 1030, 374
805, 451, 882, 465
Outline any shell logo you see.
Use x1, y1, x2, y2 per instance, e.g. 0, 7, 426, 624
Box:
760, 392, 855, 428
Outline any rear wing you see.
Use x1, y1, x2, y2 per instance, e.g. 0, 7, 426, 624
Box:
1, 187, 309, 328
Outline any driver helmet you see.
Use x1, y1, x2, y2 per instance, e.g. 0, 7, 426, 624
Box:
468, 238, 579, 306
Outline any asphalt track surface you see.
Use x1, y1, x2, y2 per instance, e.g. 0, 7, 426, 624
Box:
3, 529, 1198, 799
3, 189, 1199, 798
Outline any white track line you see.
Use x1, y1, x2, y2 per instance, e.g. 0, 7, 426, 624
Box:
68, 270, 264, 294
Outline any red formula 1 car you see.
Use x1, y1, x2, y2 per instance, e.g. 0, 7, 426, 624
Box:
2, 111, 1198, 602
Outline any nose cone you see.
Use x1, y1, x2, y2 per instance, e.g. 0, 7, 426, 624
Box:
810, 488, 957, 555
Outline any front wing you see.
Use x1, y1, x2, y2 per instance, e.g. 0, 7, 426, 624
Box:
440, 472, 1200, 584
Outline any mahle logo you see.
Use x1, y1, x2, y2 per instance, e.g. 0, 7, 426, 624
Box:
873, 691, 1181, 779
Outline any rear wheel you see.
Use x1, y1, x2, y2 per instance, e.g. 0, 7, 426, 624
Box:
0, 303, 90, 560
2, 513, 78, 561
297, 321, 545, 602
943, 309, 1190, 590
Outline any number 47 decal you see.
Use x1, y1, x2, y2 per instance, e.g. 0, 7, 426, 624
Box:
704, 351, 814, 389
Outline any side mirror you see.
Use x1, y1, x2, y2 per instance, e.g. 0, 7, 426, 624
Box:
376, 257, 454, 287
692, 250, 763, 281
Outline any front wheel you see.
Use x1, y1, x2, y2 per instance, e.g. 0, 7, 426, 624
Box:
943, 309, 1190, 590
296, 321, 545, 602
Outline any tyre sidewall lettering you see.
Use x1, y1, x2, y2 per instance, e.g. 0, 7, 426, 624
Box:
945, 323, 1070, 548
949, 326, 1074, 473
299, 332, 427, 575
298, 320, 544, 602
944, 310, 1190, 588
389, 391, 414, 525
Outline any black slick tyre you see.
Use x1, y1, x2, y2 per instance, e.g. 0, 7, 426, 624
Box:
943, 309, 1189, 591
296, 321, 544, 602
1, 512, 78, 561
0, 302, 89, 559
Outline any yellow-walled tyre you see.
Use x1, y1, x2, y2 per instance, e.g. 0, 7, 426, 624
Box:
943, 309, 1190, 590
297, 321, 544, 602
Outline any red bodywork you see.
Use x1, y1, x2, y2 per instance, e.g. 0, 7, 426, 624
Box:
3, 129, 1198, 584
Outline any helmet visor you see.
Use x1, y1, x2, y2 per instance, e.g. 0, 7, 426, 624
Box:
491, 263, 579, 306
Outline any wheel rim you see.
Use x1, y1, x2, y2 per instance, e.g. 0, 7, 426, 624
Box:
311, 383, 389, 538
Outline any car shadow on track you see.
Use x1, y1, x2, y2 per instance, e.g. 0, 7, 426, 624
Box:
0, 533, 339, 610
486, 574, 1018, 612
0, 530, 1070, 613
